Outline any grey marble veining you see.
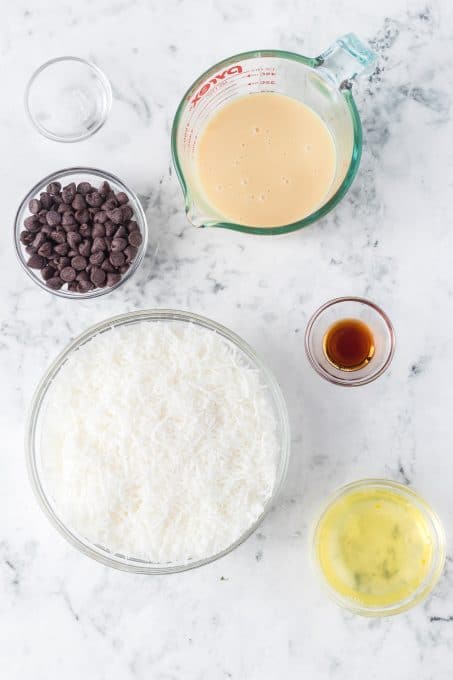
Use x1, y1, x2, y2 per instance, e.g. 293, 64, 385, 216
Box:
2, 0, 453, 678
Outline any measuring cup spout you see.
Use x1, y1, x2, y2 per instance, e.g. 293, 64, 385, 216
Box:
182, 189, 219, 228
185, 197, 210, 228
316, 34, 377, 89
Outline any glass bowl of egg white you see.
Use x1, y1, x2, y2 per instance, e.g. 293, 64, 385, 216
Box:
26, 309, 290, 574
312, 479, 446, 616
14, 167, 148, 299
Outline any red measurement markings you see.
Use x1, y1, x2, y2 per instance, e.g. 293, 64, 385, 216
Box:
189, 65, 243, 106
247, 80, 277, 86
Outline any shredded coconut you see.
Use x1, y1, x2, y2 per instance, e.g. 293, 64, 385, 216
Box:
41, 321, 279, 563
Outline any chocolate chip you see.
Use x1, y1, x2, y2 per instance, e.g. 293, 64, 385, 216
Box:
108, 208, 123, 224
116, 192, 129, 205
114, 225, 127, 239
50, 231, 66, 244
60, 266, 76, 282
90, 266, 106, 287
41, 224, 53, 235
57, 202, 68, 213
29, 198, 42, 214
62, 182, 77, 204
72, 254, 88, 270
38, 241, 53, 258
92, 224, 106, 238
89, 251, 105, 265
27, 254, 45, 269
86, 191, 103, 207
24, 215, 40, 231
101, 258, 115, 272
105, 221, 116, 237
20, 230, 34, 245
68, 281, 80, 292
72, 194, 87, 210
32, 232, 47, 249
94, 210, 107, 224
68, 249, 78, 257
110, 251, 125, 268
41, 265, 56, 281
80, 239, 92, 257
65, 232, 81, 250
46, 210, 61, 227
121, 205, 133, 222
46, 276, 63, 290
120, 263, 130, 274
20, 233, 32, 248
107, 272, 121, 287
127, 220, 139, 232
55, 257, 70, 270
92, 236, 106, 253
98, 181, 111, 197
54, 243, 69, 256
111, 237, 127, 252
77, 182, 92, 195
124, 245, 138, 262
103, 197, 118, 211
128, 230, 142, 248
61, 210, 76, 227
40, 192, 53, 209
78, 278, 94, 292
76, 270, 89, 283
75, 208, 90, 224
25, 245, 37, 255
47, 181, 61, 195
79, 224, 91, 238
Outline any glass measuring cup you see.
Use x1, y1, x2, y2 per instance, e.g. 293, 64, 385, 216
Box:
171, 34, 376, 235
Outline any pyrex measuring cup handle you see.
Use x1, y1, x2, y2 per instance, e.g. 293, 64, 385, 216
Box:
316, 33, 377, 89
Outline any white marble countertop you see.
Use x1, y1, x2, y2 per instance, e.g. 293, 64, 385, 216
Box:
2, 0, 453, 678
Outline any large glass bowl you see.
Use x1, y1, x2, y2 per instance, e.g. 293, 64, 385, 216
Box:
26, 310, 290, 574
14, 167, 148, 299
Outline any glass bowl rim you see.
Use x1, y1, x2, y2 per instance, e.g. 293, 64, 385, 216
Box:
14, 166, 149, 300
26, 309, 291, 574
171, 48, 362, 236
304, 296, 396, 386
25, 56, 113, 143
312, 478, 446, 616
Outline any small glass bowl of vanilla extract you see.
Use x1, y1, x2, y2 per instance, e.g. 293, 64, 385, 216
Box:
304, 297, 395, 386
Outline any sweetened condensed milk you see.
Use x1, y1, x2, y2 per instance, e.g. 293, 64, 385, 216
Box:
196, 92, 336, 227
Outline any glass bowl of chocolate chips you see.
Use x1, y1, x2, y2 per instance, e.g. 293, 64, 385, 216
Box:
14, 167, 148, 298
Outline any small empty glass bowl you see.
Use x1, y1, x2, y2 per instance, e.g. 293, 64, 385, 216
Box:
305, 297, 395, 386
25, 57, 112, 142
14, 167, 148, 299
